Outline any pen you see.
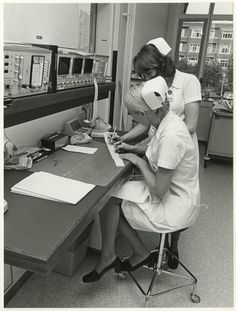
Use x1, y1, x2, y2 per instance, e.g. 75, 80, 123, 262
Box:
34, 155, 48, 163
49, 133, 59, 139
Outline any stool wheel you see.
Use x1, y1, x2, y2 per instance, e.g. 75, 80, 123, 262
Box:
116, 272, 127, 280
190, 293, 201, 303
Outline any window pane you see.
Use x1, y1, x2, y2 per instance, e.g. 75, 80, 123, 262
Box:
176, 21, 205, 76
214, 2, 233, 15
185, 2, 233, 15
186, 3, 210, 14
202, 20, 233, 99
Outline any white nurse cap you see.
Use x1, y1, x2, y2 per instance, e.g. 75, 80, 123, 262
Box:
146, 37, 171, 56
141, 76, 168, 110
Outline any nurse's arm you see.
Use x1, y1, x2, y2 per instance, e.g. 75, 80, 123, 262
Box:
121, 123, 149, 142
137, 160, 174, 199
184, 101, 200, 134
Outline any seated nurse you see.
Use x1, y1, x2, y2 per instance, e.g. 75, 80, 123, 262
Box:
82, 76, 200, 283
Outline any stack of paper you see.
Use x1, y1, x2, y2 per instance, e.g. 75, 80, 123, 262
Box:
11, 171, 95, 205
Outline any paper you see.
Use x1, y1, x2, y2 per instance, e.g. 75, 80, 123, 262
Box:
11, 171, 95, 205
62, 145, 97, 154
112, 180, 149, 204
104, 133, 125, 167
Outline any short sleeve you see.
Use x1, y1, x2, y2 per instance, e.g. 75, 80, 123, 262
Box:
157, 135, 185, 170
183, 75, 202, 105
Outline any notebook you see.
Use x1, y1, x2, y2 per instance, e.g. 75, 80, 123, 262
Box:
11, 171, 95, 205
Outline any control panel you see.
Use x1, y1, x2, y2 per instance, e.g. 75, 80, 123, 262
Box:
4, 43, 52, 98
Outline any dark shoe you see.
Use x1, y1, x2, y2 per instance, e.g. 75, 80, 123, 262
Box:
167, 250, 179, 269
120, 252, 157, 272
82, 257, 121, 283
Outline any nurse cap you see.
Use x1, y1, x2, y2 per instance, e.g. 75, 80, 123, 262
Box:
141, 76, 168, 110
146, 37, 171, 56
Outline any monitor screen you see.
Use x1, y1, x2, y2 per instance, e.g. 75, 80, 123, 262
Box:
72, 58, 83, 74
84, 58, 94, 74
58, 57, 70, 75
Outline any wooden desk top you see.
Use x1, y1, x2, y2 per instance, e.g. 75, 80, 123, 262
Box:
4, 139, 132, 275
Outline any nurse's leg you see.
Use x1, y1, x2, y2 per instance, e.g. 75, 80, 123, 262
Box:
94, 197, 121, 272
168, 231, 181, 269
118, 214, 149, 266
169, 231, 181, 253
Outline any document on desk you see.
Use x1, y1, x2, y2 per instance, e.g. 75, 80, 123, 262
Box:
11, 171, 95, 205
62, 145, 97, 154
104, 133, 125, 167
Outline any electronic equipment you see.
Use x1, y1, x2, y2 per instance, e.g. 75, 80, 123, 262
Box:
64, 118, 81, 136
32, 44, 58, 93
41, 132, 69, 151
27, 148, 51, 163
57, 47, 93, 90
4, 43, 52, 98
93, 54, 109, 84
57, 47, 109, 90
64, 118, 91, 136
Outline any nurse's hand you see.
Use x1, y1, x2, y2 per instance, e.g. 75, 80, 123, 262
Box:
119, 153, 144, 166
108, 133, 123, 144
115, 142, 133, 153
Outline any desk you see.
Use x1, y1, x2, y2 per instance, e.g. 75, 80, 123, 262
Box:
4, 138, 132, 275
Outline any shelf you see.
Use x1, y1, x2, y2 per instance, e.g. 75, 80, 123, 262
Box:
4, 82, 116, 128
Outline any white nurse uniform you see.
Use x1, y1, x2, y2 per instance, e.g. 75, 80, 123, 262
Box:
116, 111, 200, 233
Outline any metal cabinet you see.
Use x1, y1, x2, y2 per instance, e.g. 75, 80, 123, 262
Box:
196, 101, 214, 142
204, 111, 233, 167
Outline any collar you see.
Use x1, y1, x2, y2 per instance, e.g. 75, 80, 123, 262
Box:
156, 110, 173, 134
171, 69, 185, 89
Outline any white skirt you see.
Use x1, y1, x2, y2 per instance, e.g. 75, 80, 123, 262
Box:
113, 180, 200, 233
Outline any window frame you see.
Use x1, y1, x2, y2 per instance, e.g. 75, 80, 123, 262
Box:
175, 4, 233, 80
175, 16, 208, 77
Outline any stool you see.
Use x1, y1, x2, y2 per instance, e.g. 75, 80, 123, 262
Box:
118, 230, 200, 307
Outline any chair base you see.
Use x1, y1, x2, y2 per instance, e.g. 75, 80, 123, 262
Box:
119, 233, 201, 307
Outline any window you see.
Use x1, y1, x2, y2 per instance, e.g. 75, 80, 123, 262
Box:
207, 43, 216, 53
220, 45, 230, 54
181, 28, 187, 37
209, 29, 215, 38
188, 57, 198, 65
222, 31, 233, 39
179, 43, 184, 51
218, 59, 229, 68
189, 43, 200, 52
186, 2, 233, 15
191, 29, 202, 38
176, 3, 233, 99
175, 20, 205, 75
205, 58, 214, 65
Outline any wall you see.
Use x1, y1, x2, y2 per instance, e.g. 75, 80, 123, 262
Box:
4, 3, 80, 48
5, 107, 83, 148
94, 3, 115, 122
132, 3, 185, 59
132, 3, 170, 58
